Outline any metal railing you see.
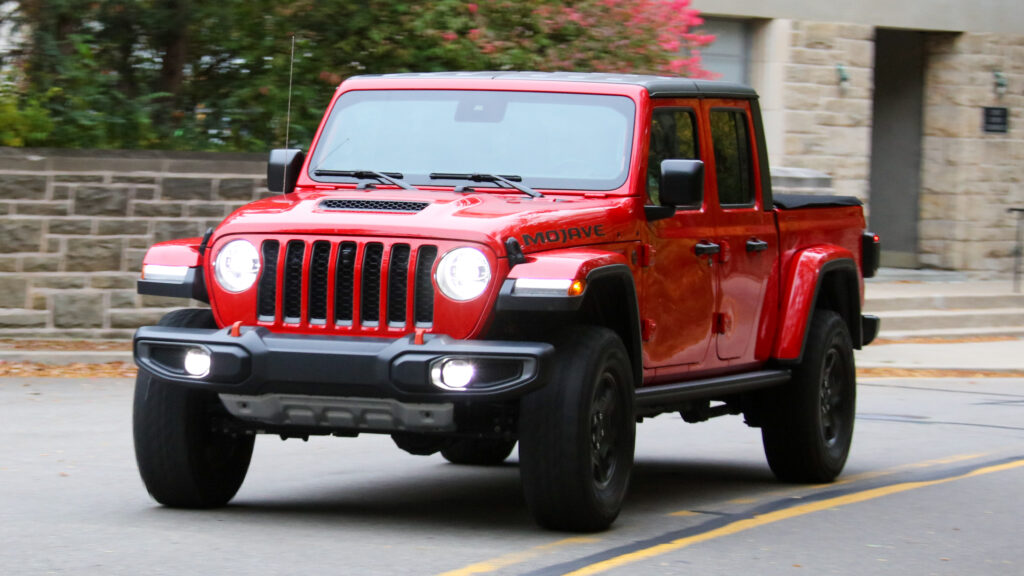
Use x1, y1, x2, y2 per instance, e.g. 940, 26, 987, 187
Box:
1011, 208, 1024, 293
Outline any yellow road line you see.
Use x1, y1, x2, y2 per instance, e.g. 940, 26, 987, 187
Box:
567, 458, 1024, 576
437, 537, 599, 576
836, 451, 990, 485
667, 452, 991, 517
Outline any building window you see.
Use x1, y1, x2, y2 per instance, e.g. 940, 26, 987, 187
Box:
698, 18, 751, 84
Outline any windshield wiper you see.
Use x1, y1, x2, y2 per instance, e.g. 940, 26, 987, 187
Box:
314, 169, 417, 191
429, 173, 542, 198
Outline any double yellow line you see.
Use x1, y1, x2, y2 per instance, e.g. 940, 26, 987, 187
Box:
564, 457, 1024, 575
438, 454, 1024, 576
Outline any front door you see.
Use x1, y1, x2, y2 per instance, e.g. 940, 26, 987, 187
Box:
641, 101, 717, 368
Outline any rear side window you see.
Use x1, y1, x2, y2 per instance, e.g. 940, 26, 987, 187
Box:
647, 108, 698, 205
710, 109, 754, 206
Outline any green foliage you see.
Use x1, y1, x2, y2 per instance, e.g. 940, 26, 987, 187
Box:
0, 89, 53, 146
3, 0, 712, 151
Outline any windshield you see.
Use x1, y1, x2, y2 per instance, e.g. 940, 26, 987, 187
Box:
309, 90, 636, 191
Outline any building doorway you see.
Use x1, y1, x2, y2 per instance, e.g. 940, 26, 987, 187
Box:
869, 29, 927, 268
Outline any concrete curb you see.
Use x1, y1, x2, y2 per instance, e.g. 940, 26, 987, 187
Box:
0, 350, 133, 365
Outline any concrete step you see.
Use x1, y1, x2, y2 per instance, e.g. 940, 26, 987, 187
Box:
875, 326, 1024, 341
874, 307, 1024, 332
865, 293, 1024, 313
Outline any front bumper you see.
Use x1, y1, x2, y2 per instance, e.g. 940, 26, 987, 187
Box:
133, 325, 554, 404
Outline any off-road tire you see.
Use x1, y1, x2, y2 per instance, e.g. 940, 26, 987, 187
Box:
133, 309, 254, 508
761, 310, 856, 482
441, 438, 516, 466
519, 326, 635, 532
392, 432, 449, 456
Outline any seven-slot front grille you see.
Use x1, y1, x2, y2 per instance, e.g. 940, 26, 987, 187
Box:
256, 238, 438, 330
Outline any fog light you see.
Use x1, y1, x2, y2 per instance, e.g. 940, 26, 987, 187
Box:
431, 359, 476, 390
183, 347, 211, 377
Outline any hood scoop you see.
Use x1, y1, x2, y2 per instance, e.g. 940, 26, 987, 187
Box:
318, 199, 430, 213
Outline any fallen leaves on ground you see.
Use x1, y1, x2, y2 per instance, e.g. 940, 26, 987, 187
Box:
871, 336, 1020, 346
0, 361, 137, 378
858, 367, 1024, 379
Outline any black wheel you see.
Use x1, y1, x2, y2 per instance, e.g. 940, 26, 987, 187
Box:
133, 309, 254, 508
762, 310, 856, 482
441, 438, 516, 466
392, 432, 449, 456
519, 326, 635, 532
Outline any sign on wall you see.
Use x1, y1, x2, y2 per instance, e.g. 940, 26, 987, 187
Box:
983, 107, 1009, 134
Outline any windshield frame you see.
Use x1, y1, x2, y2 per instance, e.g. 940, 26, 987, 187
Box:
306, 88, 638, 193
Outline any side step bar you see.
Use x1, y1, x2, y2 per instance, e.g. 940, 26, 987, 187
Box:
635, 369, 791, 417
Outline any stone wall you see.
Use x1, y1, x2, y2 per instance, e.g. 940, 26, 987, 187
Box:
0, 148, 267, 338
774, 23, 1023, 275
777, 21, 875, 203
919, 32, 1024, 274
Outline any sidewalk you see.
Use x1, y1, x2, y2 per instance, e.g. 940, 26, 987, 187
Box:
855, 338, 1024, 371
865, 274, 1016, 299
0, 348, 132, 365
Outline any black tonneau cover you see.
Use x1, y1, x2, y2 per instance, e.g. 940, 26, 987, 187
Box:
773, 193, 862, 210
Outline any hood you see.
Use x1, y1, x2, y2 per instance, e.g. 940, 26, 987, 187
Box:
214, 188, 642, 258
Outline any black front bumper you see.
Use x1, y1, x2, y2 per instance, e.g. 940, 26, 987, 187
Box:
134, 325, 554, 403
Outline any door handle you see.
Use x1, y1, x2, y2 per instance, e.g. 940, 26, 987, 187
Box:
746, 238, 769, 252
695, 242, 721, 256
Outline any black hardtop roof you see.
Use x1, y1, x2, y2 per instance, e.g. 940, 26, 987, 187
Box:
350, 71, 758, 100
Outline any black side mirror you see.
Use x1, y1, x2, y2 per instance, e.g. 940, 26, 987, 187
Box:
660, 159, 704, 208
267, 149, 306, 194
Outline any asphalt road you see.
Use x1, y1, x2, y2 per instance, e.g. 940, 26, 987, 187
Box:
2, 375, 1022, 575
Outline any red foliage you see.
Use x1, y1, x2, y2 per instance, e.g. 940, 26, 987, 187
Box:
451, 0, 715, 77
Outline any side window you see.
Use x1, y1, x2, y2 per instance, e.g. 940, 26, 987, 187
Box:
710, 109, 754, 206
647, 108, 698, 205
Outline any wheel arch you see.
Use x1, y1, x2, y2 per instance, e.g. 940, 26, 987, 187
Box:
774, 247, 863, 364
575, 265, 643, 388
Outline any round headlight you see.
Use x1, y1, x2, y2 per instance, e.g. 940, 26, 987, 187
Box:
435, 247, 491, 302
214, 239, 261, 293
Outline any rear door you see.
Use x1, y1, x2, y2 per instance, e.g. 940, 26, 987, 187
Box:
702, 100, 778, 361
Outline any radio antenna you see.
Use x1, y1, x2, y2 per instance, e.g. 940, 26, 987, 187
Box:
282, 34, 296, 192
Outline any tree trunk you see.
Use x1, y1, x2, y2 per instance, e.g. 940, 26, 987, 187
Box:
158, 0, 189, 100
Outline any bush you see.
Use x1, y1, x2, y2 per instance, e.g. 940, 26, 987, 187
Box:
3, 0, 712, 151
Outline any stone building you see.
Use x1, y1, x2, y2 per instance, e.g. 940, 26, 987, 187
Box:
693, 0, 1024, 274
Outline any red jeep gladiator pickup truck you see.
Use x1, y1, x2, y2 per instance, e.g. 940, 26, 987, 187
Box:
133, 72, 881, 532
